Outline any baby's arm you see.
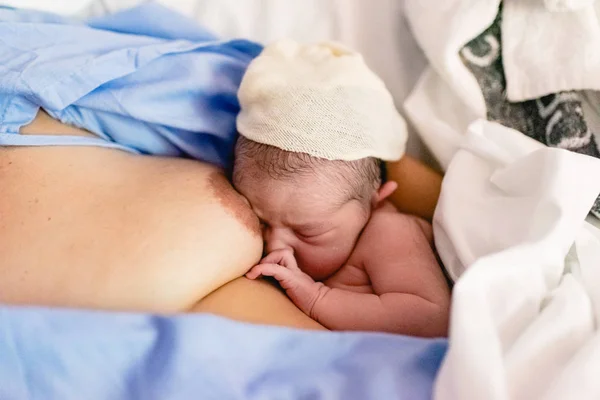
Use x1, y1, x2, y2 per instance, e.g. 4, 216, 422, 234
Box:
312, 211, 450, 337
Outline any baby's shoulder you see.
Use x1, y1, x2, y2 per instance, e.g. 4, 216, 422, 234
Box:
362, 204, 433, 244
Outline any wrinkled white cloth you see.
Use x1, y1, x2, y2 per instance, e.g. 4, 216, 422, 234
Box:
404, 69, 476, 170
545, 0, 595, 12
434, 120, 600, 400
404, 0, 600, 170
405, 0, 600, 105
503, 0, 600, 101
404, 0, 500, 117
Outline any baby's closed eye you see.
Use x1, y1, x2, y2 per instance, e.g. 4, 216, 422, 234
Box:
295, 228, 334, 242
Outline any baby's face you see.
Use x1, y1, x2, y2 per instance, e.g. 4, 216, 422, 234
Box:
235, 172, 370, 281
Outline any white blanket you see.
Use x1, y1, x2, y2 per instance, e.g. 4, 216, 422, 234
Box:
503, 0, 600, 101
379, 2, 600, 398
404, 0, 600, 171
545, 0, 596, 11
405, 0, 600, 105
434, 120, 600, 399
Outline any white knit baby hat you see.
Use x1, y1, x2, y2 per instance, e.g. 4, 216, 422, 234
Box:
236, 39, 408, 161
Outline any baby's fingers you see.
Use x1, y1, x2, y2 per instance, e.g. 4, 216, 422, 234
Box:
245, 265, 263, 280
246, 263, 294, 282
261, 249, 299, 271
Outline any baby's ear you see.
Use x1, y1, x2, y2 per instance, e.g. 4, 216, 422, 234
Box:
371, 181, 398, 208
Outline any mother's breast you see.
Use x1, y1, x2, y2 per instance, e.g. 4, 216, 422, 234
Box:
0, 144, 263, 312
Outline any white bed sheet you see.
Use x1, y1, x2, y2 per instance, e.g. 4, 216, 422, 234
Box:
434, 119, 600, 400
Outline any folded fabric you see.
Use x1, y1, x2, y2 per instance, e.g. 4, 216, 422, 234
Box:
458, 9, 599, 155
406, 4, 600, 397
404, 0, 500, 117
503, 0, 600, 101
0, 307, 446, 400
404, 1, 600, 215
0, 4, 262, 169
544, 0, 596, 12
434, 120, 600, 399
405, 0, 600, 104
0, 0, 94, 15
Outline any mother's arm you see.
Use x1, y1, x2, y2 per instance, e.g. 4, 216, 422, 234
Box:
193, 277, 325, 330
386, 156, 443, 221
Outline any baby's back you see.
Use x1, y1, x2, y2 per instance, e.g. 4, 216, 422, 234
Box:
325, 203, 447, 306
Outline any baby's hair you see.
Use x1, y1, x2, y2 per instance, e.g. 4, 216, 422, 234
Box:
233, 136, 382, 206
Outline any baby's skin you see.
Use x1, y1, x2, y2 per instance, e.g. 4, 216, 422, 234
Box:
234, 157, 451, 337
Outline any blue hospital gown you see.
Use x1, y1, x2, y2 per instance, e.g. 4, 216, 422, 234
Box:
0, 3, 262, 169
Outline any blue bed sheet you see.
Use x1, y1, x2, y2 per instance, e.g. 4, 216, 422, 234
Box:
0, 307, 445, 400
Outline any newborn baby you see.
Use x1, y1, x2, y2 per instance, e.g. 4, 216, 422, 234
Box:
233, 40, 450, 337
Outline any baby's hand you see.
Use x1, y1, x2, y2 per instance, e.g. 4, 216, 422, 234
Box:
246, 249, 328, 316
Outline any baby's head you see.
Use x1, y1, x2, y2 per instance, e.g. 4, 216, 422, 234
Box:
234, 40, 408, 279
233, 136, 397, 280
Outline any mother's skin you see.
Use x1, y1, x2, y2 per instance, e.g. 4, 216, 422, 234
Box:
0, 111, 441, 331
